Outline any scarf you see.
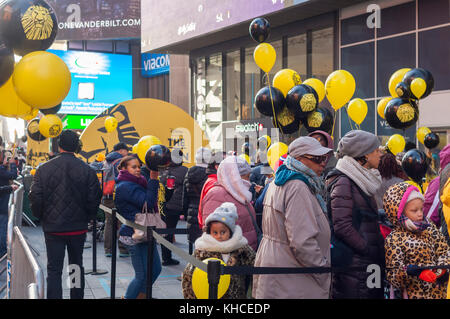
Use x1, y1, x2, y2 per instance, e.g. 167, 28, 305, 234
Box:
398, 214, 430, 233
217, 156, 252, 204
275, 155, 327, 214
194, 225, 248, 253
335, 156, 382, 197
117, 170, 148, 188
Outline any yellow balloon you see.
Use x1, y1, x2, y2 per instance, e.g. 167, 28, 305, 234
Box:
405, 180, 425, 194
388, 68, 411, 97
387, 134, 405, 155
104, 116, 118, 133
0, 77, 33, 118
240, 153, 251, 165
417, 126, 431, 144
137, 135, 161, 163
411, 78, 426, 99
272, 69, 302, 97
253, 43, 276, 73
13, 51, 71, 109
377, 97, 392, 119
191, 258, 230, 299
38, 114, 63, 138
303, 78, 325, 103
30, 169, 36, 176
132, 143, 138, 154
267, 142, 288, 171
347, 98, 368, 125
20, 108, 39, 121
325, 70, 356, 110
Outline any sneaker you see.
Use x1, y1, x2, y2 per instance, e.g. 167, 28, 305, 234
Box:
119, 252, 130, 258
162, 258, 180, 266
105, 253, 112, 257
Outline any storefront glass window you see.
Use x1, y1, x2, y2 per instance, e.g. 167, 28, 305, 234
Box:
194, 57, 206, 130
287, 33, 307, 80
225, 50, 240, 121
204, 53, 223, 150
312, 27, 333, 83
244, 45, 261, 120
267, 40, 283, 85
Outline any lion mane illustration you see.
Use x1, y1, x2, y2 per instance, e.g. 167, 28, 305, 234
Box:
21, 5, 53, 40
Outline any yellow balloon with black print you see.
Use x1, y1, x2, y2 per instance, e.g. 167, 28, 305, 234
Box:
38, 114, 63, 138
273, 69, 302, 97
191, 258, 230, 299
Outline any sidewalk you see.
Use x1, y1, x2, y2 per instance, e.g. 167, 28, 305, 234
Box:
17, 221, 190, 299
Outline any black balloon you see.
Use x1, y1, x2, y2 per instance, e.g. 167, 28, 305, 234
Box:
302, 107, 334, 134
0, 0, 58, 56
145, 144, 171, 171
254, 86, 285, 117
424, 132, 440, 149
272, 107, 301, 134
40, 103, 61, 115
249, 18, 270, 43
394, 81, 411, 100
384, 98, 418, 130
20, 135, 27, 143
286, 84, 319, 119
26, 118, 46, 141
0, 38, 14, 87
402, 68, 434, 99
401, 149, 428, 183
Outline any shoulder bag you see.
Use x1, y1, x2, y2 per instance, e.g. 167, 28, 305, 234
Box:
132, 202, 166, 243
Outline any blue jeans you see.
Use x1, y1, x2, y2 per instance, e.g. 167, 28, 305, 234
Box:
0, 213, 8, 257
125, 242, 162, 299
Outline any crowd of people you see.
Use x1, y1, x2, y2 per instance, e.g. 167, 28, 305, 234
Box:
19, 127, 450, 299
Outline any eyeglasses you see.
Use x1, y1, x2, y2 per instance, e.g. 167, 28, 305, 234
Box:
301, 154, 329, 164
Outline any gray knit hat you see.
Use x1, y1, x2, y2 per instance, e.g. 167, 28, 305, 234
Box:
205, 202, 238, 233
235, 155, 252, 176
337, 130, 380, 158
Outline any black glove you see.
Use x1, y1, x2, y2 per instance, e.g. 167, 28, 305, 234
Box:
406, 264, 422, 276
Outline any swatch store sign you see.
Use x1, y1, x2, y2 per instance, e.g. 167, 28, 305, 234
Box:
141, 53, 170, 78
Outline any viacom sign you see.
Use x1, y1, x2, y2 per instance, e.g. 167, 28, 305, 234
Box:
141, 53, 170, 78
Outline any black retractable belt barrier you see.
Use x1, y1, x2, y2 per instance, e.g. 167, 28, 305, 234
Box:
86, 217, 108, 276
207, 260, 221, 299
110, 208, 118, 299
146, 226, 156, 299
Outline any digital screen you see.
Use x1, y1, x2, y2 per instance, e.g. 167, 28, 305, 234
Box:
48, 0, 141, 40
141, 0, 308, 52
48, 49, 132, 115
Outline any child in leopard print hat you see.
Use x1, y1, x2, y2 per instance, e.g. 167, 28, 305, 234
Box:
383, 182, 450, 299
182, 202, 255, 299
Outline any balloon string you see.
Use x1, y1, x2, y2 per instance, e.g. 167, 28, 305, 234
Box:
331, 111, 337, 139
345, 105, 354, 130
266, 72, 284, 137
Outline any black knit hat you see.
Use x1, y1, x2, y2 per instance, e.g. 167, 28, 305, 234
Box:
113, 142, 129, 152
58, 130, 80, 153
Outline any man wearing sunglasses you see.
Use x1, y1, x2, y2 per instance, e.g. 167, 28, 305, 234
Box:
253, 136, 333, 299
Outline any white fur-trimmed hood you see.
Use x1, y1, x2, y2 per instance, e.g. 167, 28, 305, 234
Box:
194, 225, 248, 253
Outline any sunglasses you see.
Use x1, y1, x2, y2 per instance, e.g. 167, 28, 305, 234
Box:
301, 154, 329, 164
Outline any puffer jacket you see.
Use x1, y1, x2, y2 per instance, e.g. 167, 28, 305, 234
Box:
30, 153, 102, 233
326, 169, 385, 299
183, 165, 208, 242
159, 164, 188, 214
384, 182, 450, 299
0, 163, 17, 215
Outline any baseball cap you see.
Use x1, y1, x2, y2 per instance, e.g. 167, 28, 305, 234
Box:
288, 136, 332, 158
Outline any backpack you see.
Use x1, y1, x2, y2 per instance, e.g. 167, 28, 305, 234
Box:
102, 158, 121, 196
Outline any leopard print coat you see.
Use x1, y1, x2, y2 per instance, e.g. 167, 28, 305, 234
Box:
384, 182, 450, 299
182, 245, 255, 299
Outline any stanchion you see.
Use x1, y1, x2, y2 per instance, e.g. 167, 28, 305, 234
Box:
146, 226, 155, 299
189, 242, 193, 255
207, 260, 221, 299
86, 217, 108, 275
110, 208, 117, 299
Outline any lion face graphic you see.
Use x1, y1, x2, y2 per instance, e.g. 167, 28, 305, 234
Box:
21, 5, 53, 40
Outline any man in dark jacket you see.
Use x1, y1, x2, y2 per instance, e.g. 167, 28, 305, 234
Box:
103, 142, 129, 257
30, 130, 102, 299
159, 159, 188, 266
0, 151, 18, 256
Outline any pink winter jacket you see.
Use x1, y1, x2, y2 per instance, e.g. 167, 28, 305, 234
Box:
200, 184, 258, 251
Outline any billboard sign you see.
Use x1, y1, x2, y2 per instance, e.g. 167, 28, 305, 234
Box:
47, 0, 140, 40
48, 49, 132, 115
63, 115, 97, 130
141, 53, 170, 78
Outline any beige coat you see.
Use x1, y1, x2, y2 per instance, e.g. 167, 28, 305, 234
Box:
253, 179, 331, 299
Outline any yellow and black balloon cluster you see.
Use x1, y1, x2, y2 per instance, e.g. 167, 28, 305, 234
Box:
0, 0, 70, 141
378, 67, 434, 130
251, 17, 336, 135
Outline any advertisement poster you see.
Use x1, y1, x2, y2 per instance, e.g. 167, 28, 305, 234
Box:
48, 0, 140, 40
79, 99, 209, 167
48, 49, 132, 115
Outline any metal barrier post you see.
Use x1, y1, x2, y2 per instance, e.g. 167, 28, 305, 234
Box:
207, 260, 221, 299
146, 226, 155, 299
110, 208, 117, 299
86, 217, 108, 276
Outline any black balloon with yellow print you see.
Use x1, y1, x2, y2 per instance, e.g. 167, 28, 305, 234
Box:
302, 107, 334, 135
286, 84, 318, 119
272, 106, 301, 134
0, 0, 58, 56
384, 97, 418, 130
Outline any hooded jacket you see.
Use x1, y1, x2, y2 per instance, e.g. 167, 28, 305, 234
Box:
384, 182, 450, 299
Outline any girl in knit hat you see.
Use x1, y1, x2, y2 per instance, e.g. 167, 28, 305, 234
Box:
384, 182, 450, 299
182, 202, 255, 299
